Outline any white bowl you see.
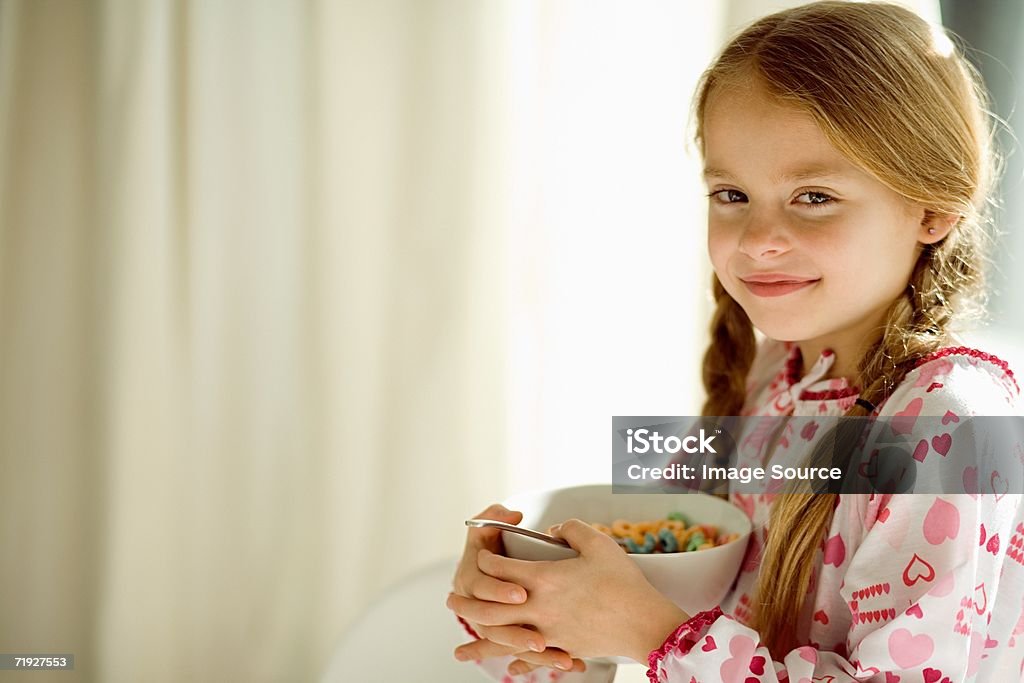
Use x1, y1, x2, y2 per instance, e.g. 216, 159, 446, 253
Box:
501, 484, 752, 619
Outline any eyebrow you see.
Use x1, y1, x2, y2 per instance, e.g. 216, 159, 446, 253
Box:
702, 165, 849, 183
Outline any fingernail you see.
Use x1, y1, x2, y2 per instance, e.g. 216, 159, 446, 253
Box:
509, 588, 525, 603
527, 640, 543, 653
454, 650, 468, 661
556, 661, 571, 670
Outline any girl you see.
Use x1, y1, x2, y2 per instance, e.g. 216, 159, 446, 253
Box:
447, 2, 1024, 681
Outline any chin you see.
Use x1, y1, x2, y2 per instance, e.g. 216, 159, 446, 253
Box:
744, 311, 821, 343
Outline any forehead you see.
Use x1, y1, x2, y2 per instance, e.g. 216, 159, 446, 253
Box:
702, 86, 862, 182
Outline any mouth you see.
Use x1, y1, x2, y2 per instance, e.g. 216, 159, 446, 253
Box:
739, 278, 820, 298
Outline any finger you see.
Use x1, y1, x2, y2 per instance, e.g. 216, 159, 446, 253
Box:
474, 503, 523, 525
551, 518, 617, 555
477, 547, 546, 585
509, 654, 587, 674
466, 624, 545, 653
452, 637, 516, 662
464, 570, 528, 604
464, 505, 524, 550
446, 591, 524, 627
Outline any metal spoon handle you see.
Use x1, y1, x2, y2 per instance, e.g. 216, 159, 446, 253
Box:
465, 519, 572, 548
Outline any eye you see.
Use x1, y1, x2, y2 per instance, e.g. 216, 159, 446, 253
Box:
795, 191, 836, 208
707, 189, 747, 204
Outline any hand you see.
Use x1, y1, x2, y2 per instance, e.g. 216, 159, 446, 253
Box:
448, 518, 690, 662
450, 504, 587, 674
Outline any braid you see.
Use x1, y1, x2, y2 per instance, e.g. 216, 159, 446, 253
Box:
701, 275, 757, 417
754, 240, 962, 657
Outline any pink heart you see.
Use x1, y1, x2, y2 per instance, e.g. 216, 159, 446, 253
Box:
888, 628, 934, 668
963, 467, 979, 498
891, 397, 923, 435
923, 498, 960, 544
907, 604, 924, 619
823, 533, 846, 567
931, 433, 952, 456
927, 571, 954, 597
701, 635, 717, 652
941, 410, 959, 425
913, 439, 929, 463
886, 673, 901, 683
719, 635, 757, 681
877, 506, 891, 523
797, 646, 817, 665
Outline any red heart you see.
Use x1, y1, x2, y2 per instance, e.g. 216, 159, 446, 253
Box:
877, 506, 891, 523
814, 610, 829, 625
941, 410, 959, 425
991, 471, 1008, 501
749, 655, 766, 675
886, 673, 901, 683
926, 382, 943, 392
987, 533, 1000, 555
923, 668, 942, 683
858, 449, 879, 478
931, 433, 952, 456
912, 439, 929, 462
701, 635, 717, 652
974, 583, 988, 614
979, 524, 986, 546
906, 604, 923, 619
903, 553, 935, 586
801, 421, 819, 441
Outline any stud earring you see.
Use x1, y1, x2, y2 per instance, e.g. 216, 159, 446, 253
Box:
928, 228, 936, 234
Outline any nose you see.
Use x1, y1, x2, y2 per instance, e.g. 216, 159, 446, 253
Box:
737, 211, 791, 259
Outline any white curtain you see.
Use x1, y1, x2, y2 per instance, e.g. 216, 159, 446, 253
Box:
0, 1, 941, 681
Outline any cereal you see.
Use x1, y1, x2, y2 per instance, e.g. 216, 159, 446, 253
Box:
588, 512, 738, 554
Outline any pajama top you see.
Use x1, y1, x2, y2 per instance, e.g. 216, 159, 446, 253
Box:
459, 339, 1024, 683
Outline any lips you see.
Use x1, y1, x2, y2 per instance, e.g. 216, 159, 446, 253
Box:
739, 274, 820, 298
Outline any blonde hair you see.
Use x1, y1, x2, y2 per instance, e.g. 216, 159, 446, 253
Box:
693, 1, 1000, 658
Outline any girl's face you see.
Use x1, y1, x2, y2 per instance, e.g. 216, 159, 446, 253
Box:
703, 85, 944, 366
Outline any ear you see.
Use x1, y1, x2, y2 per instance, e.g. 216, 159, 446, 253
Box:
918, 209, 958, 244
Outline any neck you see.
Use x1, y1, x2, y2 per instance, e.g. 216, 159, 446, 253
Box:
795, 312, 890, 382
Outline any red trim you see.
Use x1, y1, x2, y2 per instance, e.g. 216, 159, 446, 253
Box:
799, 387, 860, 401
646, 607, 725, 683
456, 615, 481, 640
784, 344, 803, 385
912, 346, 1019, 394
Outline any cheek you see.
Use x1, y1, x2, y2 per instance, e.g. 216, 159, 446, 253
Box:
706, 221, 733, 274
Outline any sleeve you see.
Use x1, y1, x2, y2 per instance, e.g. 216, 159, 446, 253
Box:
646, 354, 1024, 682
451, 614, 619, 682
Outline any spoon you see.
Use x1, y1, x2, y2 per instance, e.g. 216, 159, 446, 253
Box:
465, 519, 630, 548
